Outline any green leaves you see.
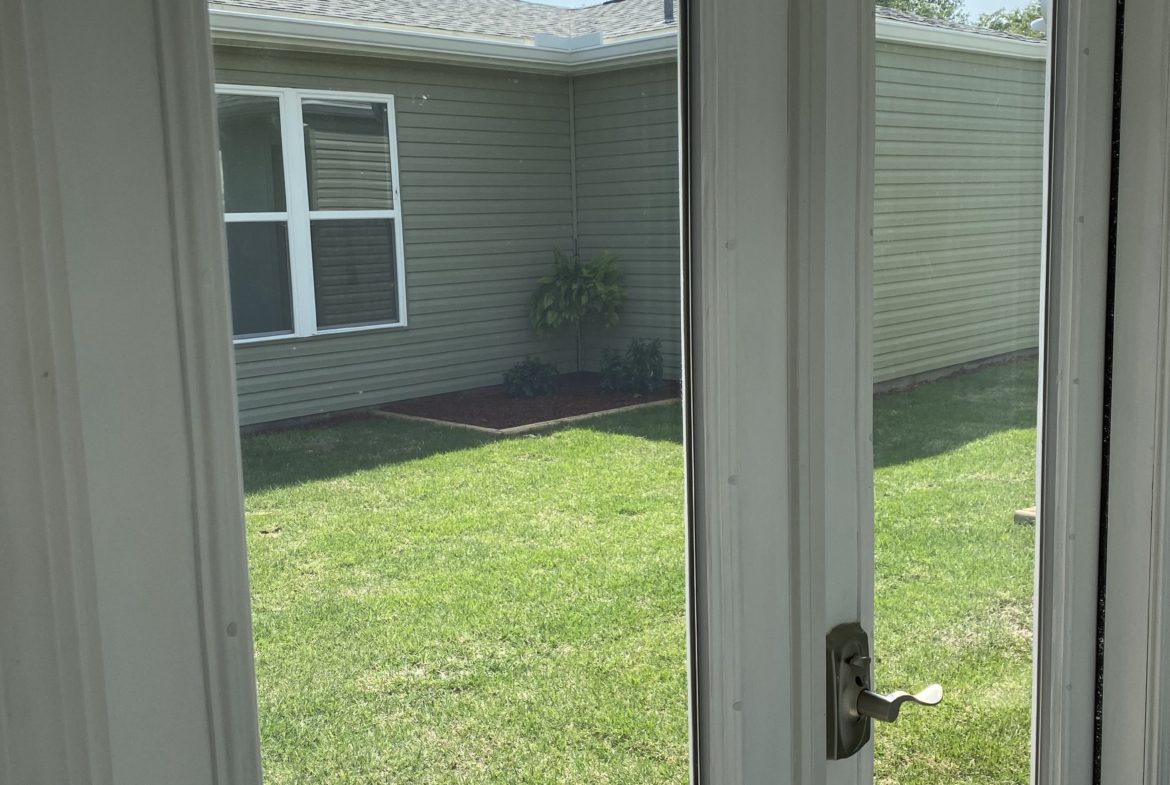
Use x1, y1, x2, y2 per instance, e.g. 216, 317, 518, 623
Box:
600, 339, 665, 394
977, 1, 1045, 38
528, 250, 626, 336
876, 0, 968, 22
503, 357, 559, 399
529, 249, 627, 371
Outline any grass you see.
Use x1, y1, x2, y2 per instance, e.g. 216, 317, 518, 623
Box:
241, 359, 1037, 784
872, 360, 1037, 785
242, 406, 688, 784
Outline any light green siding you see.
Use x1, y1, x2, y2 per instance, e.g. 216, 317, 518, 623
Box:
216, 48, 576, 425
569, 46, 1044, 385
873, 42, 1045, 381
219, 39, 1044, 425
571, 64, 682, 376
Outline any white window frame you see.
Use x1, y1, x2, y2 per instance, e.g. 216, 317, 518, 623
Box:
215, 83, 408, 343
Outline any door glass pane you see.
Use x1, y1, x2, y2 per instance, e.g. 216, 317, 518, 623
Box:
223, 2, 690, 782
226, 221, 294, 338
302, 99, 393, 211
872, 4, 1047, 783
310, 218, 398, 328
217, 94, 286, 213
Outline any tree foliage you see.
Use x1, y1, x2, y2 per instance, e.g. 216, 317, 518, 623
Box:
876, 0, 968, 22
977, 1, 1045, 38
529, 249, 625, 372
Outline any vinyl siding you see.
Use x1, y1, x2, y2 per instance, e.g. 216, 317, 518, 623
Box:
572, 64, 682, 377
571, 47, 1044, 384
873, 42, 1045, 381
216, 48, 576, 425
218, 39, 1044, 425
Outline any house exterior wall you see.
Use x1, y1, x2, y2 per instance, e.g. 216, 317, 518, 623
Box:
570, 46, 1045, 385
216, 48, 576, 425
218, 38, 1044, 425
571, 63, 682, 377
873, 41, 1045, 382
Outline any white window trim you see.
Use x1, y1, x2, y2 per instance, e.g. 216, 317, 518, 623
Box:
216, 83, 408, 344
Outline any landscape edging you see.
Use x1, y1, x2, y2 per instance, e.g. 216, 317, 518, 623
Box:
371, 398, 678, 436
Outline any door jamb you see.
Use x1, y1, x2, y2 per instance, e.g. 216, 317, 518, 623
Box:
135, 0, 1122, 781
684, 0, 1116, 782
684, 1, 874, 782
1098, 0, 1170, 779
1034, 0, 1116, 783
4, 0, 1120, 780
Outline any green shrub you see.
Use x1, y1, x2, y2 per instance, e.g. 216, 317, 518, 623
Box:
503, 357, 559, 399
529, 250, 625, 372
600, 339, 664, 394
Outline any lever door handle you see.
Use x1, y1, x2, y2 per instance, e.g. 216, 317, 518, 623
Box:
826, 622, 945, 760
856, 683, 943, 723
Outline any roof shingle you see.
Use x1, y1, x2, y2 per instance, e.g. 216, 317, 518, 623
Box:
211, 0, 677, 42
209, 0, 1040, 46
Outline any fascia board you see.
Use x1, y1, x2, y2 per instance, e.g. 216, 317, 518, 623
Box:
875, 17, 1047, 60
565, 33, 678, 72
209, 8, 1044, 71
209, 8, 676, 73
210, 9, 575, 72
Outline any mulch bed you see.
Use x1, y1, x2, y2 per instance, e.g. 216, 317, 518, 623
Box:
380, 372, 680, 430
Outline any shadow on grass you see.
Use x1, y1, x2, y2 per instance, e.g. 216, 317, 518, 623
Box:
576, 358, 1036, 464
575, 401, 684, 444
874, 358, 1039, 470
241, 415, 493, 493
241, 356, 1032, 494
241, 403, 685, 493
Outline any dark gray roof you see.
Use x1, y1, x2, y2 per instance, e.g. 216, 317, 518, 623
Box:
210, 0, 1039, 45
211, 0, 677, 42
875, 6, 1041, 43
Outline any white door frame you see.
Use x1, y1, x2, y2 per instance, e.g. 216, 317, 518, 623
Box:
1033, 0, 1116, 782
0, 0, 1157, 782
1, 1, 112, 781
1100, 0, 1170, 780
1, 0, 260, 782
685, 0, 1115, 783
683, 0, 874, 781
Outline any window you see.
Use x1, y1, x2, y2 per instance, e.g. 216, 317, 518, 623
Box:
216, 86, 407, 341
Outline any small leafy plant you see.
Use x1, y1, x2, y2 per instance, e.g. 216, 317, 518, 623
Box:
529, 250, 626, 372
600, 338, 665, 394
503, 356, 559, 399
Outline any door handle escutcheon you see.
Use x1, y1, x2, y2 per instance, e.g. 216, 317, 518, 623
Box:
827, 623, 944, 760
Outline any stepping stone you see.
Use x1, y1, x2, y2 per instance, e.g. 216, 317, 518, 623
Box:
1014, 506, 1037, 525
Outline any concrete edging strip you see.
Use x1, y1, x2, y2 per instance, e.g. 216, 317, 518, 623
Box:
370, 397, 678, 436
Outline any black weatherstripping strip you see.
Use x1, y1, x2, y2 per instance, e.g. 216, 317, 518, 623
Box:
677, 0, 700, 783
1093, 0, 1125, 781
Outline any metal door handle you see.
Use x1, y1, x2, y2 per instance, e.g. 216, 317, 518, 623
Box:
856, 683, 943, 723
826, 623, 944, 760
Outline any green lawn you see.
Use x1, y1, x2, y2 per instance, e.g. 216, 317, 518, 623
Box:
242, 406, 689, 784
241, 360, 1037, 784
873, 360, 1037, 785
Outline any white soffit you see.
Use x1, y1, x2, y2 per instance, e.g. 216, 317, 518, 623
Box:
207, 7, 1046, 71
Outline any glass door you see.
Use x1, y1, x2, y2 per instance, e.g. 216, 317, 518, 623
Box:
870, 4, 1049, 783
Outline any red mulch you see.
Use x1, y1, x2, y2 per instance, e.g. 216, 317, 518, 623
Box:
380, 372, 680, 430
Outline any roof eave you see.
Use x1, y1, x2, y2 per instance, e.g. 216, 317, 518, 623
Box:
875, 17, 1046, 60
564, 34, 678, 74
209, 8, 678, 74
208, 8, 1045, 73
